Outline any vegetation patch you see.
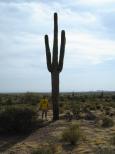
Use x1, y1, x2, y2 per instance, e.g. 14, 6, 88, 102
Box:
62, 123, 81, 145
101, 117, 114, 128
0, 106, 42, 134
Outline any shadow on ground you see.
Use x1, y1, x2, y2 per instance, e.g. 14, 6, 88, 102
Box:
0, 133, 29, 152
62, 143, 76, 152
0, 120, 52, 152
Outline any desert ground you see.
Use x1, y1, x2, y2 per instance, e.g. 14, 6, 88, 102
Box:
0, 92, 115, 154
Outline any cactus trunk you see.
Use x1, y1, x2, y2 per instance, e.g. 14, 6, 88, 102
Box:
51, 72, 59, 120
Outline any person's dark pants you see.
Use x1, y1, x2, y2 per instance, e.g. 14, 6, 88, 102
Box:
42, 109, 48, 119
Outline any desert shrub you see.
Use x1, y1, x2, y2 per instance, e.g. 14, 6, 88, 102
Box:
0, 106, 41, 134
59, 96, 65, 101
104, 106, 110, 112
105, 98, 111, 102
101, 117, 114, 128
111, 95, 115, 100
70, 102, 81, 115
64, 111, 73, 121
62, 123, 81, 145
94, 146, 115, 154
89, 104, 96, 110
23, 93, 40, 105
82, 105, 89, 112
6, 98, 13, 105
80, 98, 86, 102
62, 102, 71, 110
96, 104, 101, 110
59, 102, 64, 108
59, 102, 65, 113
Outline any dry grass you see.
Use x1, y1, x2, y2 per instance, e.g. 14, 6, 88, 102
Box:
62, 123, 81, 145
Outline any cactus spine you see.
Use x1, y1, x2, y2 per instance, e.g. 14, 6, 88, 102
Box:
44, 12, 66, 121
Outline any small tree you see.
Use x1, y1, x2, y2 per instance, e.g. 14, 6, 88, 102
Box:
44, 13, 66, 121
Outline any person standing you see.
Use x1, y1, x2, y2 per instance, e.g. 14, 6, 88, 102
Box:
39, 96, 49, 120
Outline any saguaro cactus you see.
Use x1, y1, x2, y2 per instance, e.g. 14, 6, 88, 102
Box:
44, 12, 66, 121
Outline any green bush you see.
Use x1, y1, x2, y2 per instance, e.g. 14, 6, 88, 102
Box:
102, 117, 114, 128
62, 123, 81, 145
0, 106, 40, 134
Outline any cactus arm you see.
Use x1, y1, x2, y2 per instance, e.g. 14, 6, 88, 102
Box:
58, 30, 66, 72
44, 35, 52, 72
53, 12, 58, 65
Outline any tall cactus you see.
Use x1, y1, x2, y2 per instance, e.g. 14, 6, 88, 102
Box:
44, 12, 66, 121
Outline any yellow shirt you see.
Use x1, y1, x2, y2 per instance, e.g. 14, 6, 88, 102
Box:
39, 99, 48, 110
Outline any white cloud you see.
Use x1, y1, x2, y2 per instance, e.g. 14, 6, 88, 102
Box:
65, 32, 115, 67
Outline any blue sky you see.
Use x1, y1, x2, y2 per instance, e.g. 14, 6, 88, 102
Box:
0, 0, 115, 92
